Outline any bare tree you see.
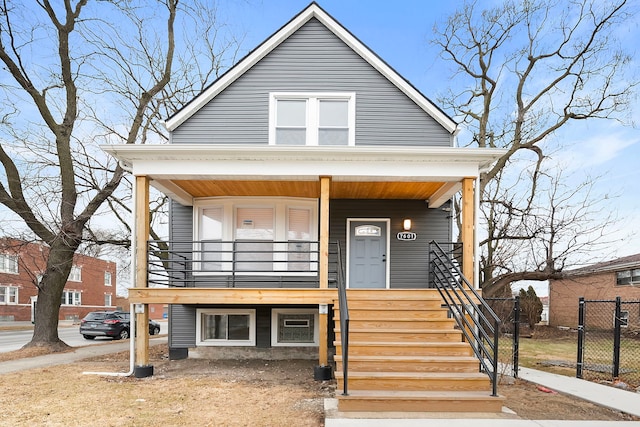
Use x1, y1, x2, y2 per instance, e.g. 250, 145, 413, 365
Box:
0, 0, 238, 349
433, 0, 637, 295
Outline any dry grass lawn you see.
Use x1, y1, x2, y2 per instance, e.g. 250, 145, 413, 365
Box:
0, 345, 330, 427
0, 336, 638, 425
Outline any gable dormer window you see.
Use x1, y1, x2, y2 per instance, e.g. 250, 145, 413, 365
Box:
269, 92, 355, 146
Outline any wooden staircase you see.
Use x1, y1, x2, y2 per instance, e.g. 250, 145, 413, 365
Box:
333, 289, 504, 413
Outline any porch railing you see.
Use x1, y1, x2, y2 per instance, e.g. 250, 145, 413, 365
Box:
335, 241, 350, 396
429, 240, 501, 397
147, 240, 343, 288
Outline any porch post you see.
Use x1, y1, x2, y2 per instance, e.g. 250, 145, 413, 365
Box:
134, 175, 152, 378
461, 177, 475, 287
317, 176, 331, 375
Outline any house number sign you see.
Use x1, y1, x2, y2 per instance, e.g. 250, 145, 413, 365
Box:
396, 232, 417, 241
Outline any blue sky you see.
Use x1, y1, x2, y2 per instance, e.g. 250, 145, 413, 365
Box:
218, 0, 640, 266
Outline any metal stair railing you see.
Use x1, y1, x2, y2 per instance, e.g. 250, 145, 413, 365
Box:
334, 241, 350, 396
429, 240, 501, 397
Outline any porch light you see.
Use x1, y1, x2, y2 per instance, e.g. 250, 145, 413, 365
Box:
403, 219, 412, 231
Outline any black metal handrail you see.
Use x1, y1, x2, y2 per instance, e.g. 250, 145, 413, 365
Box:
335, 241, 350, 396
147, 240, 331, 288
429, 240, 501, 397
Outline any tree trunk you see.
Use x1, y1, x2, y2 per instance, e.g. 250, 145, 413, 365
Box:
25, 239, 79, 350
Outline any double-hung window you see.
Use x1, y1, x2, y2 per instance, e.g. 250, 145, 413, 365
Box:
69, 266, 82, 282
0, 254, 18, 274
61, 290, 81, 305
0, 286, 18, 304
270, 93, 355, 146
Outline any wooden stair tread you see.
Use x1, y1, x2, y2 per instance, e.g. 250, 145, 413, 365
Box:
336, 327, 460, 333
334, 355, 478, 362
338, 390, 502, 399
334, 340, 470, 346
339, 290, 442, 301
335, 371, 487, 379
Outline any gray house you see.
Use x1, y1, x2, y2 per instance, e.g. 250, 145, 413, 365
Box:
103, 3, 505, 413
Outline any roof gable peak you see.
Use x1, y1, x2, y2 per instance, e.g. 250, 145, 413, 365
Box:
164, 2, 457, 134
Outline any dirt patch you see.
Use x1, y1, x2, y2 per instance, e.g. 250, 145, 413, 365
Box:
0, 343, 638, 425
501, 378, 639, 421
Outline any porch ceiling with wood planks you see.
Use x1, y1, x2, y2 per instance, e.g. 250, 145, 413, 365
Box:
172, 179, 447, 200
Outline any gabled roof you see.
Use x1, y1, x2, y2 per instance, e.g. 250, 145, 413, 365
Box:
562, 253, 640, 277
164, 2, 457, 134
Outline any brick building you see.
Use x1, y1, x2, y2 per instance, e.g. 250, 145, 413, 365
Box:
114, 295, 167, 320
549, 254, 640, 328
0, 239, 117, 322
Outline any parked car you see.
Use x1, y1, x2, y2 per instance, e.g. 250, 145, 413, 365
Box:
80, 311, 161, 340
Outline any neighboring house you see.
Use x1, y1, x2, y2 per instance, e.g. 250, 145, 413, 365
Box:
549, 254, 640, 328
0, 238, 117, 322
103, 3, 505, 413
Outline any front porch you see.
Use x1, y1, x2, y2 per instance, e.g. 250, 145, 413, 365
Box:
103, 143, 504, 411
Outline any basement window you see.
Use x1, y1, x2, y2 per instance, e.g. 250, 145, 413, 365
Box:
196, 309, 256, 346
271, 309, 318, 347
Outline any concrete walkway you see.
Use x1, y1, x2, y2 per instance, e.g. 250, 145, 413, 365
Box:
0, 336, 167, 375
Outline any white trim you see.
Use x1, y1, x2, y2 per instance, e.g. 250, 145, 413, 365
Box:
163, 4, 456, 133
101, 145, 506, 181
269, 92, 356, 146
346, 218, 391, 289
271, 308, 319, 347
196, 308, 256, 346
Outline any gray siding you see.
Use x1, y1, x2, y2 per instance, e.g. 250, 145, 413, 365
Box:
329, 200, 451, 289
169, 304, 196, 348
169, 305, 317, 350
172, 18, 451, 147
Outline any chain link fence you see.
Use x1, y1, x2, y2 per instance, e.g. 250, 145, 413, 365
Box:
484, 297, 520, 378
577, 297, 640, 388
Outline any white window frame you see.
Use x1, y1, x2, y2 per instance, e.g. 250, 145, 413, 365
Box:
104, 293, 112, 307
69, 265, 82, 282
269, 92, 356, 146
193, 197, 318, 276
196, 308, 256, 346
0, 286, 19, 305
271, 308, 319, 347
61, 290, 81, 306
104, 271, 112, 286
0, 254, 18, 274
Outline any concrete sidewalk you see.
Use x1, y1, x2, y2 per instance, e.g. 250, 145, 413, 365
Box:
325, 367, 640, 427
0, 336, 167, 375
518, 366, 640, 417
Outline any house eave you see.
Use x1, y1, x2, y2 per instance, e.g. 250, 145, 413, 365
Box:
102, 144, 506, 181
